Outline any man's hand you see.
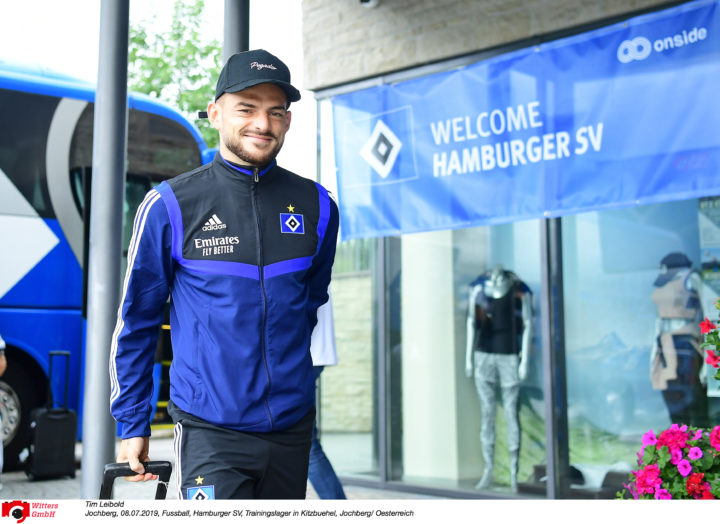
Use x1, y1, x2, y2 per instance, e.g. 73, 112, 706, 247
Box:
116, 436, 158, 482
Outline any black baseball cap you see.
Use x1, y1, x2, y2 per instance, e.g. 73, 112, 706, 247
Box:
208, 49, 300, 110
198, 50, 300, 119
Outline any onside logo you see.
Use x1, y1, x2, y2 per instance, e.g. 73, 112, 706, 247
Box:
617, 26, 708, 63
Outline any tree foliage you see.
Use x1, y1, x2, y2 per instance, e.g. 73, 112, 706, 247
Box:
128, 0, 221, 148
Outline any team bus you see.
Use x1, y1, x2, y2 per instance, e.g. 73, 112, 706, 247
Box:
0, 61, 211, 469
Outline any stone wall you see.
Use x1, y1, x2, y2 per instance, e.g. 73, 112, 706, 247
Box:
320, 273, 374, 432
302, 0, 674, 90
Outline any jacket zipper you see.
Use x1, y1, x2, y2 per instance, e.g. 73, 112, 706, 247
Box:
252, 166, 274, 427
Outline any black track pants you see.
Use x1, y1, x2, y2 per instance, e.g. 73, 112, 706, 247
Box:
168, 401, 314, 499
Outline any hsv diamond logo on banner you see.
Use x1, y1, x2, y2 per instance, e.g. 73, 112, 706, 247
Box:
360, 119, 402, 179
337, 105, 419, 188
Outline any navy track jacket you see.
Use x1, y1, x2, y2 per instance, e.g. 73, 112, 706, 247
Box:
110, 153, 339, 439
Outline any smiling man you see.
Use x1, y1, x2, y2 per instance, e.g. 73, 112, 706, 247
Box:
110, 50, 339, 499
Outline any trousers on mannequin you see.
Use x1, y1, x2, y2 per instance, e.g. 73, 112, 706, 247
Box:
472, 352, 521, 492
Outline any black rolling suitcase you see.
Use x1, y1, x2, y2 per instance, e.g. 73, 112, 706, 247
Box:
25, 350, 78, 480
100, 461, 173, 499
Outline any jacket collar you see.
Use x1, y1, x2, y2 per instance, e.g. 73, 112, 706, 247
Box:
215, 152, 276, 179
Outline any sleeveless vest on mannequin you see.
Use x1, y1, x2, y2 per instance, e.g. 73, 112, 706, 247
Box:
476, 287, 521, 355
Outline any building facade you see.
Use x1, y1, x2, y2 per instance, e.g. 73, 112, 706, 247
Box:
303, 0, 720, 498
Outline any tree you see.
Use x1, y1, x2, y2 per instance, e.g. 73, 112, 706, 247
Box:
128, 0, 221, 148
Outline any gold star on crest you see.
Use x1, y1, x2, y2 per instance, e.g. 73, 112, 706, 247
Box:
287, 204, 295, 212
195, 475, 204, 485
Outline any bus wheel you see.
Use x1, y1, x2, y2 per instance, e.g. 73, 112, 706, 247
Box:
0, 382, 21, 447
0, 360, 43, 471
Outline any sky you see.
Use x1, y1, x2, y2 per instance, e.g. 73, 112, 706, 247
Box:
0, 0, 316, 176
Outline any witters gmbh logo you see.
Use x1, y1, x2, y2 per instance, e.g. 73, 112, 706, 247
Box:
1, 501, 58, 523
617, 26, 708, 63
1, 501, 29, 523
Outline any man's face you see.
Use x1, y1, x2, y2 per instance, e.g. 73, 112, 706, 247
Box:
209, 83, 291, 167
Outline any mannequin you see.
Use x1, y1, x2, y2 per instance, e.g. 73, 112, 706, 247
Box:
465, 264, 532, 492
650, 252, 708, 427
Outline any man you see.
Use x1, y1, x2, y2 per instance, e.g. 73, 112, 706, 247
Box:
110, 49, 339, 499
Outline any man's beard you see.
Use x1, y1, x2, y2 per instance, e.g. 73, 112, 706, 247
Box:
221, 129, 284, 166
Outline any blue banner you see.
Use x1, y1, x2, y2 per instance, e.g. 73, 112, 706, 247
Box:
332, 0, 720, 240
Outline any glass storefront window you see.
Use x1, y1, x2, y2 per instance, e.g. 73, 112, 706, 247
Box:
386, 221, 547, 494
562, 198, 720, 498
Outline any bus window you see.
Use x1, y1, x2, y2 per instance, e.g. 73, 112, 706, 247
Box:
70, 105, 202, 183
0, 90, 59, 218
128, 110, 201, 179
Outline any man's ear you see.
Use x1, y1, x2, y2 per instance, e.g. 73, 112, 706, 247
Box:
207, 101, 221, 130
285, 110, 292, 132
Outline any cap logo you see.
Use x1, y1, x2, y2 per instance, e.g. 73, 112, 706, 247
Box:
250, 61, 277, 71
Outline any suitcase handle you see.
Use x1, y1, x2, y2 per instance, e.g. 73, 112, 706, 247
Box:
99, 460, 172, 499
48, 351, 71, 409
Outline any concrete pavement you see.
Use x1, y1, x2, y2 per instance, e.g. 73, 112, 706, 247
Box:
0, 436, 440, 500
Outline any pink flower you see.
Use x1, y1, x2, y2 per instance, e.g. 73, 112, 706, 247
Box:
654, 488, 672, 500
670, 448, 683, 465
707, 350, 720, 368
624, 481, 639, 500
677, 459, 692, 477
642, 430, 657, 447
700, 317, 717, 334
688, 447, 703, 460
635, 464, 662, 495
710, 426, 720, 452
658, 425, 690, 452
640, 430, 658, 458
691, 429, 703, 441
